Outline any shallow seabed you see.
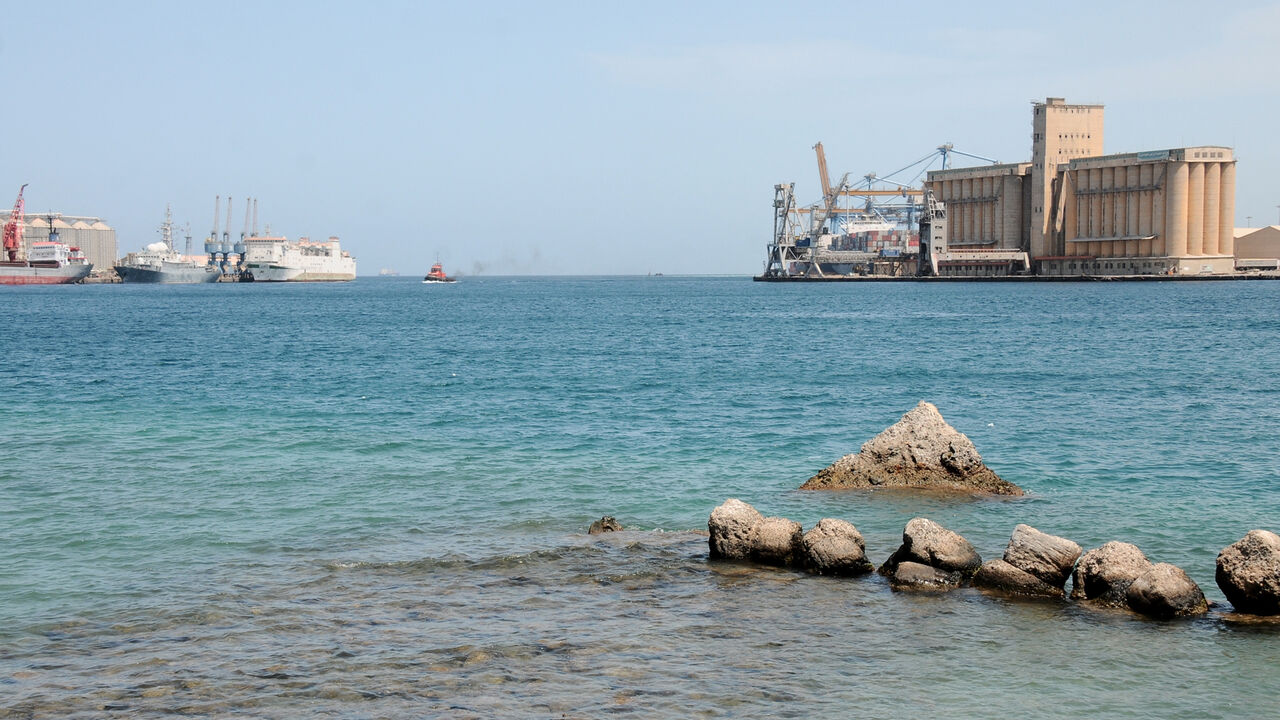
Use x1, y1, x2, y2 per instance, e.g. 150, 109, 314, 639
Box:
3, 276, 1279, 718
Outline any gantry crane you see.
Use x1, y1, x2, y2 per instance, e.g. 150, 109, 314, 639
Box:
2, 184, 28, 262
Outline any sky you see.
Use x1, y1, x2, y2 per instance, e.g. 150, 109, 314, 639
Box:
3, 0, 1278, 275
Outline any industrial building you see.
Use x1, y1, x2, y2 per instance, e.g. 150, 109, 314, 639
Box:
1234, 226, 1280, 269
0, 211, 117, 273
926, 97, 1240, 277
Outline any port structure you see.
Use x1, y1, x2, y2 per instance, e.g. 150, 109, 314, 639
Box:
762, 142, 1000, 278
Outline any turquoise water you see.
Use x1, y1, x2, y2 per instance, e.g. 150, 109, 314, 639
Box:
2, 276, 1279, 717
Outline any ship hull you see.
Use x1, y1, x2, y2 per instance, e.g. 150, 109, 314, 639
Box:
246, 265, 354, 282
0, 262, 93, 285
114, 265, 221, 284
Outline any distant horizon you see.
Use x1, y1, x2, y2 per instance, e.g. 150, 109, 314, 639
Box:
4, 0, 1277, 275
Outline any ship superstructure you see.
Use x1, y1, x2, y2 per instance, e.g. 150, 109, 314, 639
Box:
242, 235, 356, 282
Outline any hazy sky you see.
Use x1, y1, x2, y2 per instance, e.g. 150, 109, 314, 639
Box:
4, 1, 1278, 275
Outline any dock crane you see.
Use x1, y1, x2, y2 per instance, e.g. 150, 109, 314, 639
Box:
2, 184, 27, 262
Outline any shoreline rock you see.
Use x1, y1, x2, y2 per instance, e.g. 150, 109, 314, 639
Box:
800, 401, 1023, 495
801, 518, 873, 576
879, 518, 981, 591
976, 525, 1080, 599
1215, 530, 1280, 615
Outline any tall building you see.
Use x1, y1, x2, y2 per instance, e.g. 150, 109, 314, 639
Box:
1030, 98, 1104, 259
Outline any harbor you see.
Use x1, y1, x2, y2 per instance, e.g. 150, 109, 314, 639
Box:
757, 98, 1280, 282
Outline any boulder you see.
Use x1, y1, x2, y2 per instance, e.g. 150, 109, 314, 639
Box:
752, 517, 804, 567
1070, 541, 1152, 606
1215, 530, 1280, 615
886, 561, 963, 591
588, 516, 623, 534
800, 402, 1023, 495
974, 558, 1064, 598
1001, 524, 1081, 589
801, 518, 874, 576
879, 517, 982, 578
1125, 563, 1209, 619
708, 499, 762, 561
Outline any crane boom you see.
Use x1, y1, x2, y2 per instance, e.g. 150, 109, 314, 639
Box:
813, 142, 833, 202
3, 184, 28, 262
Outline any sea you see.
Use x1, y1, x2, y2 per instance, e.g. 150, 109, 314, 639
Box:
2, 276, 1279, 718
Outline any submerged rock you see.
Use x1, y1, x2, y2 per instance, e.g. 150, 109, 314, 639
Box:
1216, 530, 1280, 615
588, 516, 623, 534
974, 558, 1063, 598
1125, 563, 1209, 619
800, 401, 1023, 495
801, 518, 874, 576
887, 561, 963, 591
708, 499, 762, 561
1071, 542, 1152, 607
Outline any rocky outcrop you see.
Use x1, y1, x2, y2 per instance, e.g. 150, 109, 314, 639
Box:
975, 525, 1081, 598
708, 499, 763, 561
752, 517, 804, 567
800, 402, 1023, 495
801, 518, 874, 576
588, 516, 623, 534
879, 518, 981, 590
1216, 530, 1280, 615
1071, 542, 1153, 607
887, 561, 963, 591
1126, 563, 1209, 619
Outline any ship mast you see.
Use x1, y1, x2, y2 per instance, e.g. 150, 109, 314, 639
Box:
160, 203, 174, 251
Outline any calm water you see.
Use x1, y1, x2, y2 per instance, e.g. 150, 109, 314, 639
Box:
2, 276, 1279, 718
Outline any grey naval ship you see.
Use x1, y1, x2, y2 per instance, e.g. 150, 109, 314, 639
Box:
114, 206, 221, 284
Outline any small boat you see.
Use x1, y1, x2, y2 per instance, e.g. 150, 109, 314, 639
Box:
422, 261, 456, 283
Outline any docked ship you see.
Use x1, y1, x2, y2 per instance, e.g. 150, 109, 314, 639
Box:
1, 185, 93, 285
241, 235, 356, 282
422, 260, 455, 283
114, 207, 220, 284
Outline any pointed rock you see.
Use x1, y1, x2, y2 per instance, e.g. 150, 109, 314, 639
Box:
800, 401, 1022, 495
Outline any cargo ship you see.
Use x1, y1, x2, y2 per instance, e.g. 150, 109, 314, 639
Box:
241, 235, 356, 282
2, 186, 93, 285
115, 207, 220, 283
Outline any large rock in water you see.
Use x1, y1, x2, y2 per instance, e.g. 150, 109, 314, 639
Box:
1125, 563, 1209, 619
1071, 541, 1153, 607
708, 499, 762, 561
800, 402, 1023, 495
879, 518, 981, 590
1216, 530, 1280, 615
752, 517, 803, 567
975, 525, 1081, 599
801, 518, 874, 576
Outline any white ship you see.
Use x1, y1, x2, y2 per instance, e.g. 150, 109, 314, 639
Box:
241, 235, 356, 282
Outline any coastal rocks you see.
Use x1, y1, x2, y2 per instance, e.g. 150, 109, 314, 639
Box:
752, 517, 804, 567
1125, 564, 1209, 619
879, 518, 981, 590
800, 401, 1023, 496
1071, 542, 1207, 618
1070, 542, 1153, 607
708, 499, 763, 561
976, 525, 1081, 598
1216, 530, 1280, 615
801, 518, 874, 576
588, 516, 623, 534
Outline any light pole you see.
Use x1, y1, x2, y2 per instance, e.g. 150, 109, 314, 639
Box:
1246, 216, 1252, 227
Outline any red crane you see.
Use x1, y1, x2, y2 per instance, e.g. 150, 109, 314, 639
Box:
2, 184, 27, 262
